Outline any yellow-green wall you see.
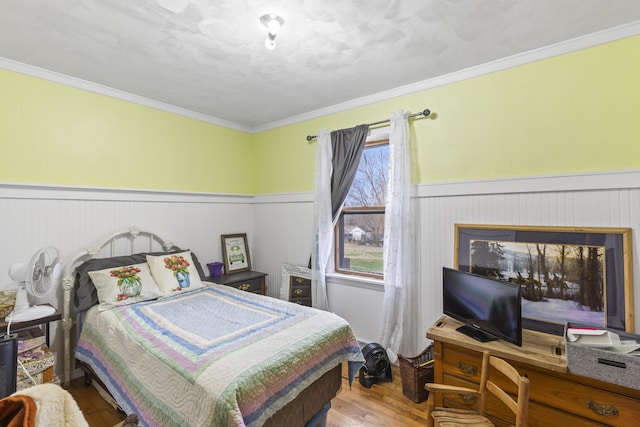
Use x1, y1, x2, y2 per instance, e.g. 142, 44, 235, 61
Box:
0, 69, 253, 193
2, 34, 639, 194
253, 34, 640, 194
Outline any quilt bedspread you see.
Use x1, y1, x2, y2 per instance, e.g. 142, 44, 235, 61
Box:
76, 285, 363, 427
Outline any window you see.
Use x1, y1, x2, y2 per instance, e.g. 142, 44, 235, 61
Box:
334, 139, 388, 279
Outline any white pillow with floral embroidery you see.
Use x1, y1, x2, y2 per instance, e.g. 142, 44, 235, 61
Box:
146, 251, 205, 297
88, 262, 163, 311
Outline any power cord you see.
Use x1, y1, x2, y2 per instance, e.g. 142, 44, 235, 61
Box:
17, 358, 38, 387
5, 311, 13, 336
5, 313, 38, 388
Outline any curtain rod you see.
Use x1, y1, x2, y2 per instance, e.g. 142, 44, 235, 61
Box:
305, 108, 431, 142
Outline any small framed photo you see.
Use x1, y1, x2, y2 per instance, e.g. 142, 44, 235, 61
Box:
221, 233, 251, 274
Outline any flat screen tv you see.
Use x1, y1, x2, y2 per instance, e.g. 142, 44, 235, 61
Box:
443, 267, 522, 346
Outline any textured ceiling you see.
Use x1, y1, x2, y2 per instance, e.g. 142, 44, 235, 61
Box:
2, 0, 640, 130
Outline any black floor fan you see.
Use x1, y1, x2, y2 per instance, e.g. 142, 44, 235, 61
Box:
359, 342, 392, 388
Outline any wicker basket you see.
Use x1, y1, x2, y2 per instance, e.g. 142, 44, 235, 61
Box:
398, 345, 434, 403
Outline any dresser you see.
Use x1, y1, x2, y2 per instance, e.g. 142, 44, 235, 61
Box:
287, 274, 312, 306
427, 316, 640, 426
207, 271, 267, 295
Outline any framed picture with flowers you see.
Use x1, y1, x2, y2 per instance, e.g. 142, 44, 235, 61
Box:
221, 233, 252, 274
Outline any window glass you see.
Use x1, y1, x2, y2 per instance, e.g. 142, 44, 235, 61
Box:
335, 141, 388, 278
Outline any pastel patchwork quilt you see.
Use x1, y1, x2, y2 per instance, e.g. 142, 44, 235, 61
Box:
76, 285, 363, 427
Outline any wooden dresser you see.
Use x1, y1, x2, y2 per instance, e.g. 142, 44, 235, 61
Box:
207, 270, 267, 295
287, 274, 312, 306
427, 316, 640, 426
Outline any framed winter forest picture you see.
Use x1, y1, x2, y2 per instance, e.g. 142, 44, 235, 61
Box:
454, 224, 633, 336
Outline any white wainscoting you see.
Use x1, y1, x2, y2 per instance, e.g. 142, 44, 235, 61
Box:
254, 170, 640, 357
414, 188, 640, 353
251, 192, 314, 299
0, 183, 254, 378
3, 170, 640, 376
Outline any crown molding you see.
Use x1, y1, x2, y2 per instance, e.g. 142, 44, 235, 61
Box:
254, 20, 640, 133
2, 20, 639, 134
0, 57, 253, 134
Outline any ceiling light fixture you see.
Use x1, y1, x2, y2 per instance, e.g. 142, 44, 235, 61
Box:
260, 14, 284, 50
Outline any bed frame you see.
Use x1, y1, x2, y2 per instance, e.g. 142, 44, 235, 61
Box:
60, 226, 342, 426
61, 226, 178, 385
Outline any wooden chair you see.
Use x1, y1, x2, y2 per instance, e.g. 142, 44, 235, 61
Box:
425, 350, 530, 427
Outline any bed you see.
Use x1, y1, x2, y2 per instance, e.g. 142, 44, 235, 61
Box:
60, 227, 364, 427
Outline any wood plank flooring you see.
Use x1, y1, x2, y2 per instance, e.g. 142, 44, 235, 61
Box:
67, 364, 430, 426
66, 377, 125, 426
328, 364, 430, 427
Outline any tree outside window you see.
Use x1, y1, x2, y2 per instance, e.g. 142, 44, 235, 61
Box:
335, 140, 388, 278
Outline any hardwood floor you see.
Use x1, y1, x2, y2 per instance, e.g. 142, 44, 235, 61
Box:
66, 377, 124, 426
328, 364, 430, 427
67, 364, 430, 426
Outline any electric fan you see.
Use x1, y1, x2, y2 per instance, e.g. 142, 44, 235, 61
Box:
359, 342, 393, 388
7, 246, 60, 322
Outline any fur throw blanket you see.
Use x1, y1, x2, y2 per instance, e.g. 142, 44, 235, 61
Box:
9, 383, 89, 427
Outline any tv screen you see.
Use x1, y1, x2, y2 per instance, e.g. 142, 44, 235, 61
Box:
443, 267, 522, 346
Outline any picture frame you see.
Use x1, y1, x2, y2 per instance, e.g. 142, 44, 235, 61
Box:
455, 224, 634, 335
280, 263, 312, 305
221, 233, 251, 274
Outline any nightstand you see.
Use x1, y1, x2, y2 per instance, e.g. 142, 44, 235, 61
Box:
288, 275, 312, 306
0, 304, 62, 394
207, 271, 267, 295
0, 304, 61, 347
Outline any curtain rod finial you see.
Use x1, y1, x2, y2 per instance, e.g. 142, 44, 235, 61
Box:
306, 135, 316, 142
422, 109, 431, 117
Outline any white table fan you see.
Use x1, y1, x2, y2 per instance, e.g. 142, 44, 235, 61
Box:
7, 246, 60, 322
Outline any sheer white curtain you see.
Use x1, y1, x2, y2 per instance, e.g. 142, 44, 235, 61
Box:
379, 111, 412, 363
311, 125, 369, 311
311, 129, 332, 311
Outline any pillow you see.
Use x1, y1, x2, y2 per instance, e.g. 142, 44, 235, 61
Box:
88, 262, 163, 311
73, 249, 206, 312
146, 251, 205, 297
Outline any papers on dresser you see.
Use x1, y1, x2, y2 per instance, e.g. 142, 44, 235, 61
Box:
566, 328, 640, 355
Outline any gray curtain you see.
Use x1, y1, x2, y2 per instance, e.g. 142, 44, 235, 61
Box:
330, 124, 369, 219
308, 124, 369, 271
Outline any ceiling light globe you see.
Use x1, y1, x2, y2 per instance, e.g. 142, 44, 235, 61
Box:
265, 38, 276, 50
267, 19, 281, 35
260, 14, 284, 34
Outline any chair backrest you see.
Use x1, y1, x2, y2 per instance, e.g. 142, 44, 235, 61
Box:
477, 350, 530, 427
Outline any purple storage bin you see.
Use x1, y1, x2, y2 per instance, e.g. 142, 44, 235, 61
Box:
207, 262, 224, 277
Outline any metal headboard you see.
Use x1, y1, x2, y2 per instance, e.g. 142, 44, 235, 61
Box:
60, 226, 178, 385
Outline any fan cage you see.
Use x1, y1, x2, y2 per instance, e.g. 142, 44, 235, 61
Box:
363, 347, 390, 376
27, 247, 61, 297
359, 342, 393, 388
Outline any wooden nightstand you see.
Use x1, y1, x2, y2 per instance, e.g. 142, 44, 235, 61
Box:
288, 275, 311, 306
207, 271, 267, 295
